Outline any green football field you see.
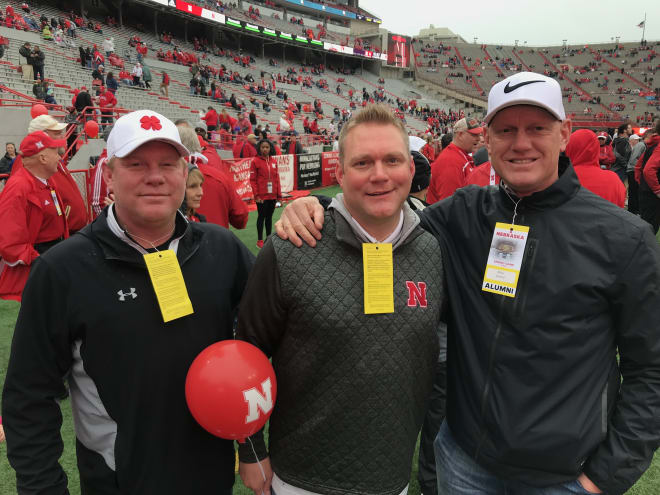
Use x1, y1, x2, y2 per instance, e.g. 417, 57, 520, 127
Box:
0, 186, 659, 494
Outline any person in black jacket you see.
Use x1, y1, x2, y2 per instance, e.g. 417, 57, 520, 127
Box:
1, 110, 254, 495
31, 45, 45, 82
274, 73, 660, 495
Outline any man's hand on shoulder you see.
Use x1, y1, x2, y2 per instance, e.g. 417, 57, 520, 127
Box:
239, 457, 273, 495
577, 473, 602, 494
274, 196, 325, 247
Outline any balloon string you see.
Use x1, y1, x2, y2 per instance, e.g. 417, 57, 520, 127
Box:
247, 436, 267, 495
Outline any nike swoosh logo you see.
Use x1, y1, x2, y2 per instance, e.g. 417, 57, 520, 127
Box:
503, 80, 545, 93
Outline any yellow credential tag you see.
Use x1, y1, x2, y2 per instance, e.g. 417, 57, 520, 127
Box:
143, 250, 194, 322
363, 243, 394, 314
482, 223, 530, 298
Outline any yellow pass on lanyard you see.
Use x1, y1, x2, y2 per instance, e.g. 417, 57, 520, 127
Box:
143, 250, 194, 322
363, 243, 394, 314
50, 190, 62, 216
482, 223, 530, 298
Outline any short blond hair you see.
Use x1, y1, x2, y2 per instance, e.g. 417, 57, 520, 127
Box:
338, 104, 409, 165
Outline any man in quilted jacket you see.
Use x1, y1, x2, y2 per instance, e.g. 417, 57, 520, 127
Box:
236, 104, 446, 495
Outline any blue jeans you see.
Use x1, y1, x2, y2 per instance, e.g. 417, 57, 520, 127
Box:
434, 422, 593, 495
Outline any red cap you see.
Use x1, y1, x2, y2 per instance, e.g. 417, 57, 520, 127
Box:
20, 131, 66, 157
597, 131, 608, 139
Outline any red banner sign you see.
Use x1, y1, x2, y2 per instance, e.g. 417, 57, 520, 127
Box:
321, 151, 339, 186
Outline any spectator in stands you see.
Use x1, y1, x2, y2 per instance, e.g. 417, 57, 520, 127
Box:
42, 24, 52, 41
102, 36, 114, 57
2, 110, 254, 494
136, 42, 147, 63
275, 74, 660, 495
119, 69, 132, 86
131, 63, 143, 87
627, 134, 645, 215
597, 132, 615, 168
0, 131, 68, 301
636, 123, 660, 233
30, 45, 44, 82
32, 79, 47, 101
42, 80, 56, 105
612, 122, 632, 183
565, 129, 626, 207
181, 165, 206, 223
202, 106, 219, 132
106, 71, 118, 93
238, 104, 443, 495
427, 118, 482, 203
178, 124, 248, 229
0, 142, 17, 177
234, 133, 257, 159
92, 64, 105, 87
160, 71, 170, 97
250, 138, 281, 248
99, 88, 117, 131
74, 87, 93, 120
142, 64, 152, 89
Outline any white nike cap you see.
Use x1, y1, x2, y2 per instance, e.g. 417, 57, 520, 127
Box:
484, 72, 566, 124
107, 109, 189, 159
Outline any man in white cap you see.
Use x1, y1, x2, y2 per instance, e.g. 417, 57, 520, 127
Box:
426, 117, 483, 203
273, 72, 660, 495
626, 133, 645, 214
10, 114, 88, 233
2, 110, 254, 494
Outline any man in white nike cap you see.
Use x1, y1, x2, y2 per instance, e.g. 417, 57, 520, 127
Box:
272, 72, 660, 495
3, 110, 254, 494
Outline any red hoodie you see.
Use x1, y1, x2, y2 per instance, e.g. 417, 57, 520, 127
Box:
635, 135, 660, 195
598, 142, 615, 168
565, 129, 626, 208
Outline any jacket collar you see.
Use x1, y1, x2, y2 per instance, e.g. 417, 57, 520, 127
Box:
329, 193, 424, 251
497, 154, 580, 211
80, 206, 201, 266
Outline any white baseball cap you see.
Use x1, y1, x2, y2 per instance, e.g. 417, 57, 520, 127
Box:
409, 135, 426, 153
28, 115, 67, 133
630, 134, 641, 140
484, 72, 566, 124
107, 110, 189, 159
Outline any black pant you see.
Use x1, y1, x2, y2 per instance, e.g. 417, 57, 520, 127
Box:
639, 189, 660, 234
627, 171, 639, 214
417, 360, 447, 495
33, 65, 44, 81
256, 199, 276, 241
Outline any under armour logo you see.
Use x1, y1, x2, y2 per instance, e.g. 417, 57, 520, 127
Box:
117, 288, 137, 301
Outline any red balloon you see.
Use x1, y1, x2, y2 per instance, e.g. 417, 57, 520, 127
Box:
30, 104, 48, 118
84, 120, 99, 138
185, 340, 276, 441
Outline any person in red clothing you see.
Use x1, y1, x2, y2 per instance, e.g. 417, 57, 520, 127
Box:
178, 125, 249, 229
465, 161, 501, 187
421, 135, 436, 163
635, 124, 660, 233
202, 106, 219, 132
597, 132, 615, 169
99, 88, 117, 131
565, 129, 626, 208
0, 131, 68, 301
160, 71, 170, 97
234, 133, 257, 159
11, 115, 88, 233
250, 139, 281, 248
427, 118, 483, 203
309, 118, 320, 135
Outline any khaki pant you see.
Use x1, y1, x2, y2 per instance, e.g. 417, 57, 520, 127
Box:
21, 64, 33, 81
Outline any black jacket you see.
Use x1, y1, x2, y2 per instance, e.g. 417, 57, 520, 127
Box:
2, 208, 255, 494
31, 49, 45, 68
0, 152, 16, 175
74, 91, 92, 113
418, 157, 660, 495
612, 136, 631, 171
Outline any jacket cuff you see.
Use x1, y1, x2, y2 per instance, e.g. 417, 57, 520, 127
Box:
237, 429, 268, 463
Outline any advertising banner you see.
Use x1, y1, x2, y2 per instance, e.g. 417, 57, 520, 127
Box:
321, 151, 339, 186
229, 158, 254, 201
275, 154, 295, 193
297, 153, 322, 189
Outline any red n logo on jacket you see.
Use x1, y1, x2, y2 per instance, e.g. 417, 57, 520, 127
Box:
406, 281, 428, 307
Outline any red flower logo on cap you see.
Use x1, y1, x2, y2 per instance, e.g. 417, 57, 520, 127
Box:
140, 115, 162, 131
